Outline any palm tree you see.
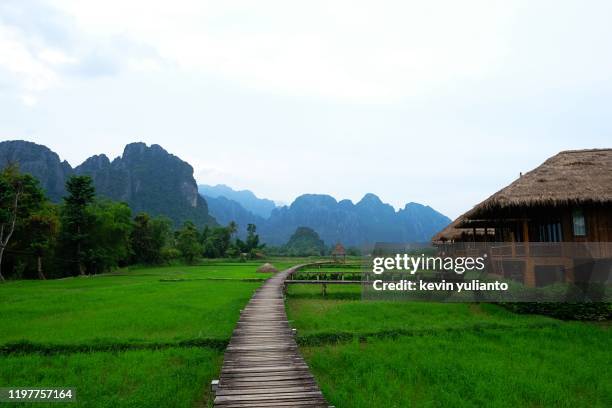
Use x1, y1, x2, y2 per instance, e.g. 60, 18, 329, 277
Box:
228, 221, 238, 239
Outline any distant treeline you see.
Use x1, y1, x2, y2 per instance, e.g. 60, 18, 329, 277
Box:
0, 165, 265, 280
266, 226, 361, 257
0, 166, 364, 280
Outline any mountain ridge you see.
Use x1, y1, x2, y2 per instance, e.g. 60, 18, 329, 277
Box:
0, 140, 451, 244
0, 140, 216, 227
198, 184, 276, 218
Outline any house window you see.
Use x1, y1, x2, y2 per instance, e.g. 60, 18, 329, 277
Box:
572, 208, 586, 237
537, 221, 563, 242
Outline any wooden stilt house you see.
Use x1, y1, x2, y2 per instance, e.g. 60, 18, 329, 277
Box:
433, 149, 612, 287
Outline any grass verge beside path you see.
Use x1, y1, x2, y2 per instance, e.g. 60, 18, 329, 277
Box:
0, 347, 221, 408
287, 284, 612, 407
0, 261, 298, 407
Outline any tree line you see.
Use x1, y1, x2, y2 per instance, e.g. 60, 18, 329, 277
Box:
0, 166, 264, 280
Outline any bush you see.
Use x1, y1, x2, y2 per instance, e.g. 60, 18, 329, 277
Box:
502, 302, 611, 321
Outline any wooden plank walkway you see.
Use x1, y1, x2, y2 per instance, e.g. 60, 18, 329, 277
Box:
214, 265, 330, 408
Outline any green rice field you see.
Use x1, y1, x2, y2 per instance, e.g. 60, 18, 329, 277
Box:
1, 262, 610, 407
0, 261, 283, 407
286, 284, 612, 407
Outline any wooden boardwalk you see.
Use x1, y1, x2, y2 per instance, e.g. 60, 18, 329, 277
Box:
213, 265, 330, 408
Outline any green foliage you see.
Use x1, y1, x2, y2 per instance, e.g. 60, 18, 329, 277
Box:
177, 221, 201, 263
233, 223, 265, 259
24, 204, 60, 279
86, 200, 133, 273
202, 226, 231, 258
502, 302, 611, 321
283, 226, 326, 256
0, 165, 46, 280
58, 175, 96, 275
130, 213, 172, 265
345, 246, 361, 256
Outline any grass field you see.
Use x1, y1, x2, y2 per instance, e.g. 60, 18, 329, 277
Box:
0, 261, 289, 408
2, 262, 610, 407
287, 284, 612, 407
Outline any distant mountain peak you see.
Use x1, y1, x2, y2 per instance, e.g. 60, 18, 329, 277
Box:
79, 154, 110, 170
198, 184, 277, 218
260, 192, 451, 246
357, 193, 383, 205
291, 194, 338, 208
0, 140, 216, 227
0, 140, 72, 201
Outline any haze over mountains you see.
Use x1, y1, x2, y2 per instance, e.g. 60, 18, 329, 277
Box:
0, 140, 451, 246
199, 184, 276, 218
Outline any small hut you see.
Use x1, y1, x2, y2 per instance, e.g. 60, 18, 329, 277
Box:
331, 243, 346, 262
256, 263, 278, 273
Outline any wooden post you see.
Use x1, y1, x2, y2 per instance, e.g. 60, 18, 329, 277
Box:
522, 219, 534, 287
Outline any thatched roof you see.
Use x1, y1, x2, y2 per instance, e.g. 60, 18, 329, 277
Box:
256, 263, 278, 273
432, 213, 495, 243
465, 149, 612, 218
331, 243, 346, 255
431, 216, 465, 243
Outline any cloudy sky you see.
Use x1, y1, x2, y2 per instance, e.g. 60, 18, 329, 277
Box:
1, 0, 611, 218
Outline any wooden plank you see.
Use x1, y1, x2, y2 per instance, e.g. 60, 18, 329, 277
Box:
213, 264, 330, 407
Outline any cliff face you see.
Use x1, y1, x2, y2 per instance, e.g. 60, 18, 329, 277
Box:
0, 140, 72, 202
74, 142, 215, 226
0, 140, 216, 227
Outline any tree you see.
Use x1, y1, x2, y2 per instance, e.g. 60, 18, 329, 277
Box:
177, 221, 201, 263
234, 223, 264, 259
130, 213, 172, 264
246, 223, 260, 251
60, 176, 95, 275
202, 226, 232, 258
227, 221, 237, 238
86, 200, 132, 273
26, 204, 59, 279
0, 165, 45, 281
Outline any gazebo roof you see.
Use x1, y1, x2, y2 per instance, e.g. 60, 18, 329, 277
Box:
331, 243, 346, 255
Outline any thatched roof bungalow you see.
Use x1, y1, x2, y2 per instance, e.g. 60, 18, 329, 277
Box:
457, 148, 612, 243
433, 148, 612, 287
462, 148, 612, 227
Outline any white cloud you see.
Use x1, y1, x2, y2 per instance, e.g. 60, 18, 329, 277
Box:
47, 0, 519, 101
2, 0, 612, 217
7, 0, 612, 104
0, 25, 60, 106
0, 0, 163, 105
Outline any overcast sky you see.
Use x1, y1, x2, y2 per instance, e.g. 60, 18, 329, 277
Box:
1, 0, 611, 218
